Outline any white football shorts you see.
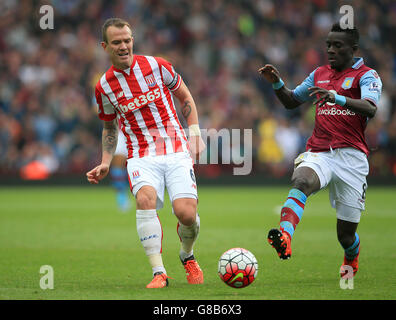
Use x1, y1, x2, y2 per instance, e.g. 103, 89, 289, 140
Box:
114, 130, 128, 157
126, 151, 198, 210
294, 147, 369, 222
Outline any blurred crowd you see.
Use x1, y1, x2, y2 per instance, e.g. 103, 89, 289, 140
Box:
0, 0, 396, 180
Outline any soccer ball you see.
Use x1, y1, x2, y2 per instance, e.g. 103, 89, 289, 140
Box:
218, 248, 258, 288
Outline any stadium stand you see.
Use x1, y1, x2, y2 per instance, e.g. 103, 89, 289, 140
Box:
0, 0, 395, 180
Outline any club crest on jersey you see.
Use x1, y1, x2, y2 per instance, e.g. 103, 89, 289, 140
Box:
341, 77, 354, 90
117, 91, 124, 99
132, 170, 140, 178
145, 74, 157, 88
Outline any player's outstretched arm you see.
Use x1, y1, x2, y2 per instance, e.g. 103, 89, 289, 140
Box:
173, 80, 206, 160
86, 119, 118, 184
258, 64, 301, 109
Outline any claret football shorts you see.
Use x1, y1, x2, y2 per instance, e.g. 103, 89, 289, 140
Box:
294, 147, 369, 222
126, 151, 198, 210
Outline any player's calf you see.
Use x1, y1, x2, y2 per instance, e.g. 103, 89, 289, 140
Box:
339, 232, 360, 277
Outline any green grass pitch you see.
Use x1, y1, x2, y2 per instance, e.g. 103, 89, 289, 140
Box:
0, 185, 395, 300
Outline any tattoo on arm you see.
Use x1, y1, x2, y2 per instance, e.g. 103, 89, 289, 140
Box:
182, 101, 192, 119
102, 120, 118, 154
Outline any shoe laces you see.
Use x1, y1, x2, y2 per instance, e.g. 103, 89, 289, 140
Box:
184, 260, 200, 274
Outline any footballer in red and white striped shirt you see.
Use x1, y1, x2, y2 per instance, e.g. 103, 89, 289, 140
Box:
95, 54, 189, 158
86, 18, 205, 288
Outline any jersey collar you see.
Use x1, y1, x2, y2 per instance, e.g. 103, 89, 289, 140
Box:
329, 57, 364, 78
112, 54, 136, 75
351, 57, 364, 69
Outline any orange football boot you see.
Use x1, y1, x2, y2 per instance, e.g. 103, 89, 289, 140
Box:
340, 249, 360, 278
146, 272, 171, 288
267, 228, 292, 260
182, 256, 204, 284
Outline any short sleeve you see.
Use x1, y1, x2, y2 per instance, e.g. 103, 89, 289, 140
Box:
292, 68, 317, 103
157, 57, 182, 91
95, 85, 116, 121
360, 69, 382, 106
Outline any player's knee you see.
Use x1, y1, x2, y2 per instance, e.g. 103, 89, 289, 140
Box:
136, 187, 157, 210
291, 176, 312, 195
179, 215, 195, 226
173, 199, 197, 226
136, 195, 155, 210
291, 166, 320, 196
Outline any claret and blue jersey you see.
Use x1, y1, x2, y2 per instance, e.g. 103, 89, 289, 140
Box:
291, 57, 382, 156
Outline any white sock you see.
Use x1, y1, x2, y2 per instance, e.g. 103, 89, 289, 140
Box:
136, 209, 166, 275
149, 254, 166, 275
177, 213, 200, 261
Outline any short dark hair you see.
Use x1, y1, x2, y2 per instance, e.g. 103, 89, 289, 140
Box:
330, 22, 359, 46
102, 18, 132, 43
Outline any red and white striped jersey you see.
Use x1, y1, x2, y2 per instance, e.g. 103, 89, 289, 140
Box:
95, 54, 189, 159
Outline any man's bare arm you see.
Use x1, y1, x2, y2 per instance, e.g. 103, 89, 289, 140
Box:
102, 119, 118, 165
86, 119, 118, 184
258, 64, 302, 109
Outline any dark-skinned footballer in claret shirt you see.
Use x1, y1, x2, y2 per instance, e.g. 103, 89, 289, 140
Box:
258, 22, 382, 278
